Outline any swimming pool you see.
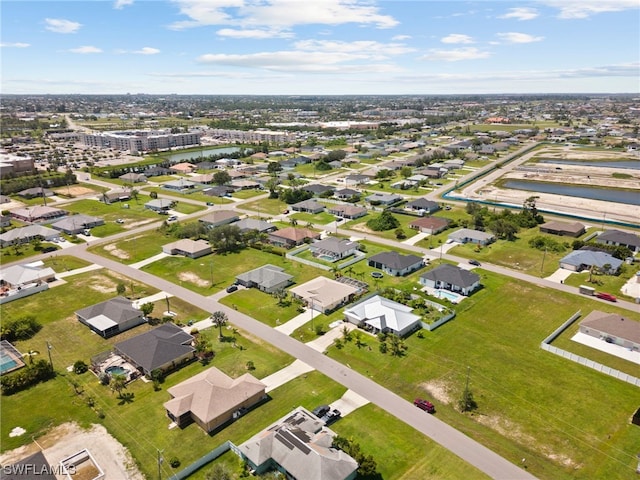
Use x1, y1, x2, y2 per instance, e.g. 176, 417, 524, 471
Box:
436, 290, 460, 302
105, 365, 129, 376
318, 254, 336, 262
0, 354, 18, 374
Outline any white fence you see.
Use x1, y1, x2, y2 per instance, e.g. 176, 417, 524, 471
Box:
541, 310, 640, 388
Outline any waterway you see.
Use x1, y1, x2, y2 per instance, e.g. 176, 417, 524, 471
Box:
536, 158, 640, 170
503, 180, 640, 206
165, 146, 242, 162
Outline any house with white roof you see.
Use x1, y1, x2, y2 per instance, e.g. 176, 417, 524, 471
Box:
343, 295, 422, 337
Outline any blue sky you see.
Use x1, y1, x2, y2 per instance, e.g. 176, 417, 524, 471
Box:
1, 0, 639, 95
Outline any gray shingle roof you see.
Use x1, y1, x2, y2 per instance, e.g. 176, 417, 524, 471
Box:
420, 264, 480, 289
236, 264, 293, 289
368, 251, 423, 270
596, 229, 640, 248
75, 296, 141, 326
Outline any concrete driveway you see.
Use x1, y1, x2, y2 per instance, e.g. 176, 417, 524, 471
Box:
260, 359, 314, 393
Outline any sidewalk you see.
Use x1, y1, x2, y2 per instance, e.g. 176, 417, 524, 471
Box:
132, 292, 174, 309
130, 252, 170, 269
275, 308, 318, 335
56, 264, 103, 278
306, 322, 356, 353
260, 359, 314, 393
403, 231, 429, 246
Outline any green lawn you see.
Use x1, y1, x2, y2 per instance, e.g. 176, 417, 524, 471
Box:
241, 197, 288, 216
290, 210, 336, 225
42, 255, 91, 272
562, 266, 636, 301
173, 202, 206, 215
143, 187, 233, 205
89, 228, 178, 264
219, 289, 303, 327
326, 271, 640, 480
141, 246, 330, 295
0, 242, 62, 263
61, 197, 163, 232
347, 212, 424, 241
230, 189, 265, 200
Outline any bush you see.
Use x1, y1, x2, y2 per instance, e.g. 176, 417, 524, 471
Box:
366, 210, 399, 231
1, 360, 55, 395
169, 457, 181, 468
1, 316, 42, 342
73, 360, 88, 374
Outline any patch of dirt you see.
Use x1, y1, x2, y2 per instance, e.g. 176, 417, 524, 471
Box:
53, 186, 95, 197
178, 271, 208, 287
0, 422, 144, 480
350, 222, 375, 234
103, 243, 131, 260
476, 414, 536, 445
546, 452, 580, 469
420, 380, 453, 405
86, 276, 118, 293
123, 219, 156, 230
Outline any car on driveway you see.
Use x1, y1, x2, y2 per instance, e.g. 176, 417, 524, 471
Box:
116, 218, 125, 224
312, 405, 330, 418
320, 408, 341, 426
226, 285, 238, 293
414, 398, 435, 414
167, 215, 178, 222
468, 259, 481, 266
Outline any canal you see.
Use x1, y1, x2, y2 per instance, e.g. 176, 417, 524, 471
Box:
503, 180, 640, 206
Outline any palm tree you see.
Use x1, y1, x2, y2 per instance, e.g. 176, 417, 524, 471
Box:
211, 311, 228, 341
110, 373, 127, 398
23, 349, 40, 365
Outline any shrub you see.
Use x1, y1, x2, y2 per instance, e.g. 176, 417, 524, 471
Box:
73, 360, 88, 374
1, 360, 55, 395
169, 457, 181, 468
1, 316, 42, 342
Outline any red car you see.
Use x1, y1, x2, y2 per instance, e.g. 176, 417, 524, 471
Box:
413, 398, 435, 414
595, 292, 617, 302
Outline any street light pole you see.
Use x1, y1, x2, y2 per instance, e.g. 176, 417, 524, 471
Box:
157, 449, 164, 480
46, 341, 53, 370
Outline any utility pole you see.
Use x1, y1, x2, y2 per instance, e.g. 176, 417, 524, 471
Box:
540, 246, 547, 274
210, 261, 213, 287
46, 341, 53, 370
157, 449, 164, 480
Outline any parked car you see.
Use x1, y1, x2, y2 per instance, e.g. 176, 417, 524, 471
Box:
226, 285, 238, 293
167, 215, 178, 222
206, 202, 215, 206
595, 292, 617, 302
116, 218, 125, 224
312, 405, 331, 418
413, 398, 435, 414
468, 259, 481, 266
320, 409, 341, 425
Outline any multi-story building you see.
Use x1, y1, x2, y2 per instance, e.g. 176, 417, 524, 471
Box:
80, 130, 201, 154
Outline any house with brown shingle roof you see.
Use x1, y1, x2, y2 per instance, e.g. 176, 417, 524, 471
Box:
164, 367, 266, 433
198, 210, 240, 228
267, 227, 320, 248
169, 162, 197, 173
162, 239, 212, 258
539, 221, 585, 237
579, 310, 640, 351
327, 204, 367, 220
409, 216, 450, 234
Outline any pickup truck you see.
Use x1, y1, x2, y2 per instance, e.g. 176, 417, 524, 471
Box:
414, 398, 435, 414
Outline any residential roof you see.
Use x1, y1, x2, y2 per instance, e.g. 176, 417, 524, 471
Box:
539, 220, 585, 234
235, 218, 275, 232
334, 188, 360, 197
17, 187, 54, 197
409, 216, 450, 230
163, 179, 196, 188
164, 367, 265, 425
145, 198, 174, 209
328, 205, 367, 217
580, 310, 640, 345
560, 250, 623, 270
420, 264, 480, 289
448, 228, 495, 242
596, 229, 640, 248
51, 214, 102, 231
199, 210, 240, 225
0, 262, 56, 286
10, 205, 66, 220
406, 198, 439, 210
368, 251, 423, 270
0, 225, 59, 243
269, 227, 320, 243
163, 239, 211, 255
310, 237, 359, 255
238, 407, 358, 480
114, 323, 194, 373
289, 277, 358, 309
292, 199, 325, 211
344, 295, 421, 334
236, 264, 293, 290
365, 192, 403, 203
303, 184, 335, 194
75, 296, 142, 327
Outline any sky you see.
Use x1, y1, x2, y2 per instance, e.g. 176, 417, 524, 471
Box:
1, 0, 639, 95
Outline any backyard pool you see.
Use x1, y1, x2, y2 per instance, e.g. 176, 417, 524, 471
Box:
105, 365, 129, 377
435, 289, 461, 302
317, 254, 336, 262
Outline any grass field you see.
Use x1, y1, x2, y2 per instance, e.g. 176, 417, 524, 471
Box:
219, 288, 304, 327
347, 211, 425, 241
290, 210, 336, 225
326, 271, 640, 480
562, 266, 636, 301
241, 197, 288, 216
89, 228, 177, 264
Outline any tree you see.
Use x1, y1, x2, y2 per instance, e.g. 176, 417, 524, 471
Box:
116, 282, 126, 295
205, 464, 233, 480
211, 311, 228, 340
24, 349, 40, 365
213, 170, 231, 186
110, 373, 127, 398
265, 177, 280, 198
458, 388, 478, 413
267, 161, 282, 176
208, 224, 245, 253
140, 302, 154, 318
366, 210, 400, 231
400, 166, 413, 179
73, 360, 88, 374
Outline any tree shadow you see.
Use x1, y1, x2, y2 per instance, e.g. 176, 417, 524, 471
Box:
118, 392, 135, 405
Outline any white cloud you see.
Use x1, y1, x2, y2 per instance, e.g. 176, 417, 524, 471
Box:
170, 0, 398, 30
496, 32, 544, 44
133, 47, 161, 55
293, 39, 415, 56
441, 34, 474, 44
421, 47, 491, 62
498, 7, 539, 20
541, 0, 639, 19
69, 46, 102, 54
45, 18, 82, 34
216, 28, 294, 39
114, 0, 134, 9
392, 35, 411, 41
0, 42, 30, 48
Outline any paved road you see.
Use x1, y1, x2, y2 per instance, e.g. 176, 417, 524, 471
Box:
64, 245, 536, 479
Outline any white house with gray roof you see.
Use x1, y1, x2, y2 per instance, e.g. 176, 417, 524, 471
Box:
236, 264, 293, 293
447, 228, 495, 246
559, 250, 623, 273
420, 264, 481, 296
344, 295, 422, 337
76, 296, 145, 338
367, 251, 424, 276
234, 406, 358, 480
595, 229, 640, 253
0, 225, 60, 247
309, 237, 359, 262
51, 214, 104, 234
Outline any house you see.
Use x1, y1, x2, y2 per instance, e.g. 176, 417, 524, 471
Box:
343, 174, 372, 186
367, 251, 424, 276
303, 184, 335, 196
579, 310, 640, 351
144, 198, 174, 212
419, 264, 481, 296
164, 367, 266, 433
203, 185, 234, 197
268, 227, 320, 248
162, 179, 196, 191
100, 189, 131, 204
198, 210, 240, 228
235, 218, 277, 234
405, 198, 440, 214
143, 166, 171, 177
344, 295, 421, 337
309, 237, 360, 261
231, 179, 261, 190
289, 277, 359, 313
595, 229, 640, 253
365, 192, 403, 206
447, 228, 495, 245
0, 261, 56, 288
119, 172, 147, 183
162, 239, 212, 258
169, 162, 197, 174
291, 199, 325, 214
114, 323, 195, 376
327, 205, 367, 220
0, 225, 60, 247
75, 296, 145, 338
191, 173, 214, 184
234, 406, 358, 480
9, 206, 67, 223
409, 216, 450, 234
559, 250, 623, 273
51, 214, 104, 235
0, 215, 10, 228
236, 264, 293, 293
333, 188, 360, 200
539, 221, 586, 237
17, 187, 55, 199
